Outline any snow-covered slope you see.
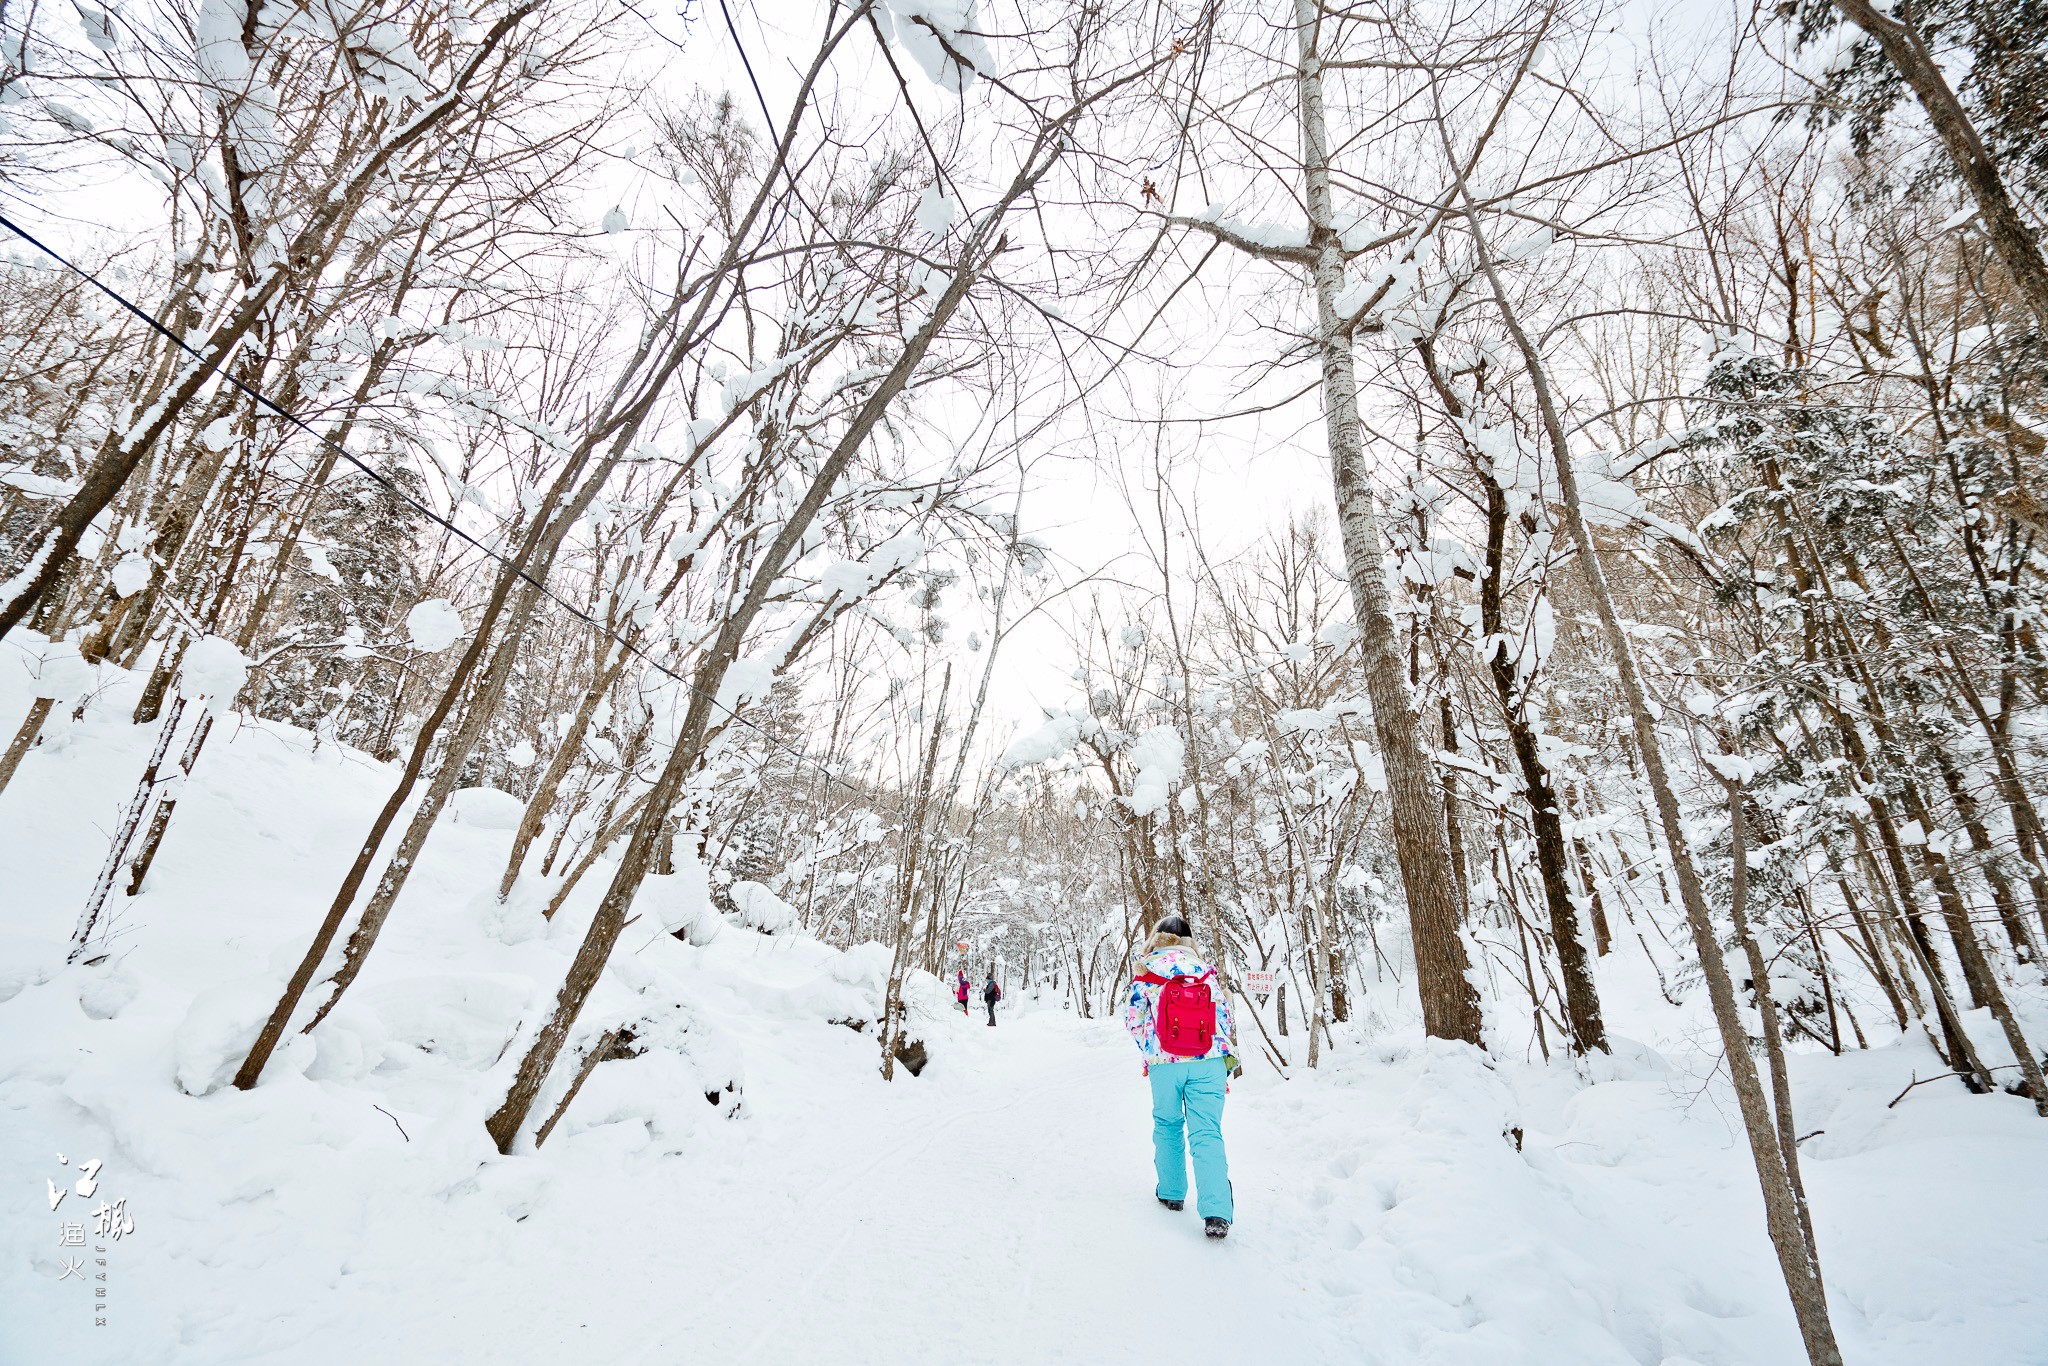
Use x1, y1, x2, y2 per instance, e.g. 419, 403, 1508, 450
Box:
4, 662, 2047, 1364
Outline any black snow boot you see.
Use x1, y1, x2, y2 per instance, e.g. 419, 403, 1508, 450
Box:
1204, 1218, 1230, 1239
1157, 1197, 1183, 1211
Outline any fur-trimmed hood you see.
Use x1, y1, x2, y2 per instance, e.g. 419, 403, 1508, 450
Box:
1141, 929, 1194, 956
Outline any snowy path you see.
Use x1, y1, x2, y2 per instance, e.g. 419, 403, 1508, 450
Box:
446, 989, 2048, 1366
484, 1004, 1352, 1366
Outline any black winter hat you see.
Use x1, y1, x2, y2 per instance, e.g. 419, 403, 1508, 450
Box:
1154, 915, 1193, 939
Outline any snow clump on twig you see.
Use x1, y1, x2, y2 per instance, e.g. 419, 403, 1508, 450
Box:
406, 598, 465, 652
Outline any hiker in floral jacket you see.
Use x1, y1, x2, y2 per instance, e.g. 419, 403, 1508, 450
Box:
1125, 915, 1236, 1238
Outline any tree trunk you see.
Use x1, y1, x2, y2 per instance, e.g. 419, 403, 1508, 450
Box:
1483, 480, 1606, 1053
1453, 149, 1843, 1363
70, 698, 192, 959
881, 668, 951, 1080
502, 648, 628, 900
0, 286, 288, 638
1944, 647, 2048, 940
1295, 0, 1481, 1044
1853, 822, 1994, 1086
0, 696, 55, 798
1935, 748, 2045, 969
1727, 781, 1823, 1266
541, 790, 654, 922
1835, 867, 1911, 1034
1439, 696, 1472, 924
1829, 0, 2048, 327
304, 607, 533, 1026
123, 711, 214, 896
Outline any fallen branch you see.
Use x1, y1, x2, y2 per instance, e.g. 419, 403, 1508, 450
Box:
1888, 1064, 2023, 1109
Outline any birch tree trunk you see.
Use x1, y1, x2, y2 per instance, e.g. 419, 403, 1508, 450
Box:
1294, 0, 1481, 1045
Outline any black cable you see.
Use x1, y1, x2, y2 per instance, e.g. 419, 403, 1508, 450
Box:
718, 0, 783, 155
0, 207, 873, 798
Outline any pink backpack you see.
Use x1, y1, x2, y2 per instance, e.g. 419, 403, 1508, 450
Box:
1137, 968, 1216, 1057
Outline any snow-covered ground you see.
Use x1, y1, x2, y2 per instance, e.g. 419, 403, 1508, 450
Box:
5, 665, 2048, 1364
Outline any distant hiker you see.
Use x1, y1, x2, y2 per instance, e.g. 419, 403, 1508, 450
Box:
956, 971, 972, 1014
1125, 915, 1236, 1239
983, 973, 1001, 1026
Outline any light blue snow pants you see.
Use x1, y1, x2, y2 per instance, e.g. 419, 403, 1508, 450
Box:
1148, 1057, 1233, 1222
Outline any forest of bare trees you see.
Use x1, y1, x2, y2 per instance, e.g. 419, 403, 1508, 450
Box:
7, 1, 2048, 1360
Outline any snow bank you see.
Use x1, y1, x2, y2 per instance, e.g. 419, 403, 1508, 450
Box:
768, 940, 947, 1050
782, 940, 897, 1025
642, 865, 718, 944
3, 639, 2047, 1365
0, 931, 63, 1005
448, 785, 524, 830
354, 972, 536, 1070
173, 975, 295, 1096
1223, 1029, 2048, 1364
7, 632, 94, 702
77, 962, 140, 1021
0, 651, 994, 1360
728, 880, 796, 933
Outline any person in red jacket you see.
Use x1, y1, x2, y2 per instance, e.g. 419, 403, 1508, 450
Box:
956, 971, 971, 1014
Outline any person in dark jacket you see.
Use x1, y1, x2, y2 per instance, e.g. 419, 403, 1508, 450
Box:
982, 973, 1001, 1026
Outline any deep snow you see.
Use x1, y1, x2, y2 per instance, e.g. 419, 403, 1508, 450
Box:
5, 650, 2048, 1364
